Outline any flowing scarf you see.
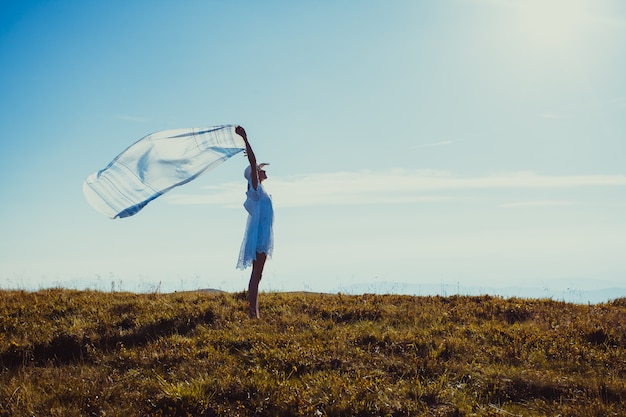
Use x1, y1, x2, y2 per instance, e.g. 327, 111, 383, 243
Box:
83, 125, 245, 219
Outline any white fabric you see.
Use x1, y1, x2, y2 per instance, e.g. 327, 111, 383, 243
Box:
237, 178, 274, 269
83, 125, 245, 218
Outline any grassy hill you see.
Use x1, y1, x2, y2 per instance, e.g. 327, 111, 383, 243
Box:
0, 289, 624, 416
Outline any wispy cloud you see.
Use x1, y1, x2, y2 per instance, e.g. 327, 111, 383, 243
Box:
165, 170, 626, 209
412, 140, 455, 149
541, 112, 564, 120
592, 15, 626, 30
501, 200, 580, 208
541, 95, 625, 120
471, 0, 626, 30
603, 97, 626, 107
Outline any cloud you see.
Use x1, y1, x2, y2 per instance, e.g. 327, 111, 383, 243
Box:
541, 112, 564, 120
165, 170, 626, 209
604, 97, 626, 107
592, 15, 626, 30
500, 200, 580, 208
412, 140, 455, 149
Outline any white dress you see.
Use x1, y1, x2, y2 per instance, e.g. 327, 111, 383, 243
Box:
236, 178, 274, 269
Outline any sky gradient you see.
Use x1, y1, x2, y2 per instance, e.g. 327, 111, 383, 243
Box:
1, 0, 625, 301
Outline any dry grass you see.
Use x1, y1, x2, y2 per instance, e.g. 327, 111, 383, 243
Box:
1, 289, 625, 416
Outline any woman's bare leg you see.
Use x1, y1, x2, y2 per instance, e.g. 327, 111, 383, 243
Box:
248, 252, 267, 318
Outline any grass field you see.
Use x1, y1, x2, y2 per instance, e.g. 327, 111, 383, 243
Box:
0, 289, 625, 416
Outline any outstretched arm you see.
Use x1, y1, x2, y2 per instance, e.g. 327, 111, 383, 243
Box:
236, 125, 258, 190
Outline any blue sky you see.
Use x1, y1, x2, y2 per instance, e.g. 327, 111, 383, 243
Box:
1, 0, 625, 299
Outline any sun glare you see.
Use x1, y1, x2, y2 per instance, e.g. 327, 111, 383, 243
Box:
515, 0, 590, 48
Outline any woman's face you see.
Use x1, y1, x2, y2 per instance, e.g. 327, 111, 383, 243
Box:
259, 169, 268, 182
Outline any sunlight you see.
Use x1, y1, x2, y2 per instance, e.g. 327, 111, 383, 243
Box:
515, 0, 590, 48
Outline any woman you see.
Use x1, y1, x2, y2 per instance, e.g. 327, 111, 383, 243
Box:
235, 125, 274, 318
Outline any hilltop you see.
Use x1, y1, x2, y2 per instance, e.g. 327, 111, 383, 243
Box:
1, 289, 625, 416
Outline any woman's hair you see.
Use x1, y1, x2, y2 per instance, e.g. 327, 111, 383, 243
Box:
244, 163, 269, 180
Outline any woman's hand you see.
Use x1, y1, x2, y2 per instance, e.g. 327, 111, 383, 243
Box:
236, 125, 247, 140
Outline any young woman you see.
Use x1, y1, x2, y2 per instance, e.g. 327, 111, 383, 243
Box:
235, 126, 274, 318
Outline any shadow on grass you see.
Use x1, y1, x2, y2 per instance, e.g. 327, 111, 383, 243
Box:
0, 309, 215, 369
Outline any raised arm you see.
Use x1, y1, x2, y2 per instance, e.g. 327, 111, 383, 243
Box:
236, 125, 259, 190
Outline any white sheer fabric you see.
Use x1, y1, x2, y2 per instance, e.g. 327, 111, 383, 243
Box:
237, 177, 274, 269
83, 125, 245, 218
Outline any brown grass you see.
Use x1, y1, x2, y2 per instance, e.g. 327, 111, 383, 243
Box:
1, 289, 625, 416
